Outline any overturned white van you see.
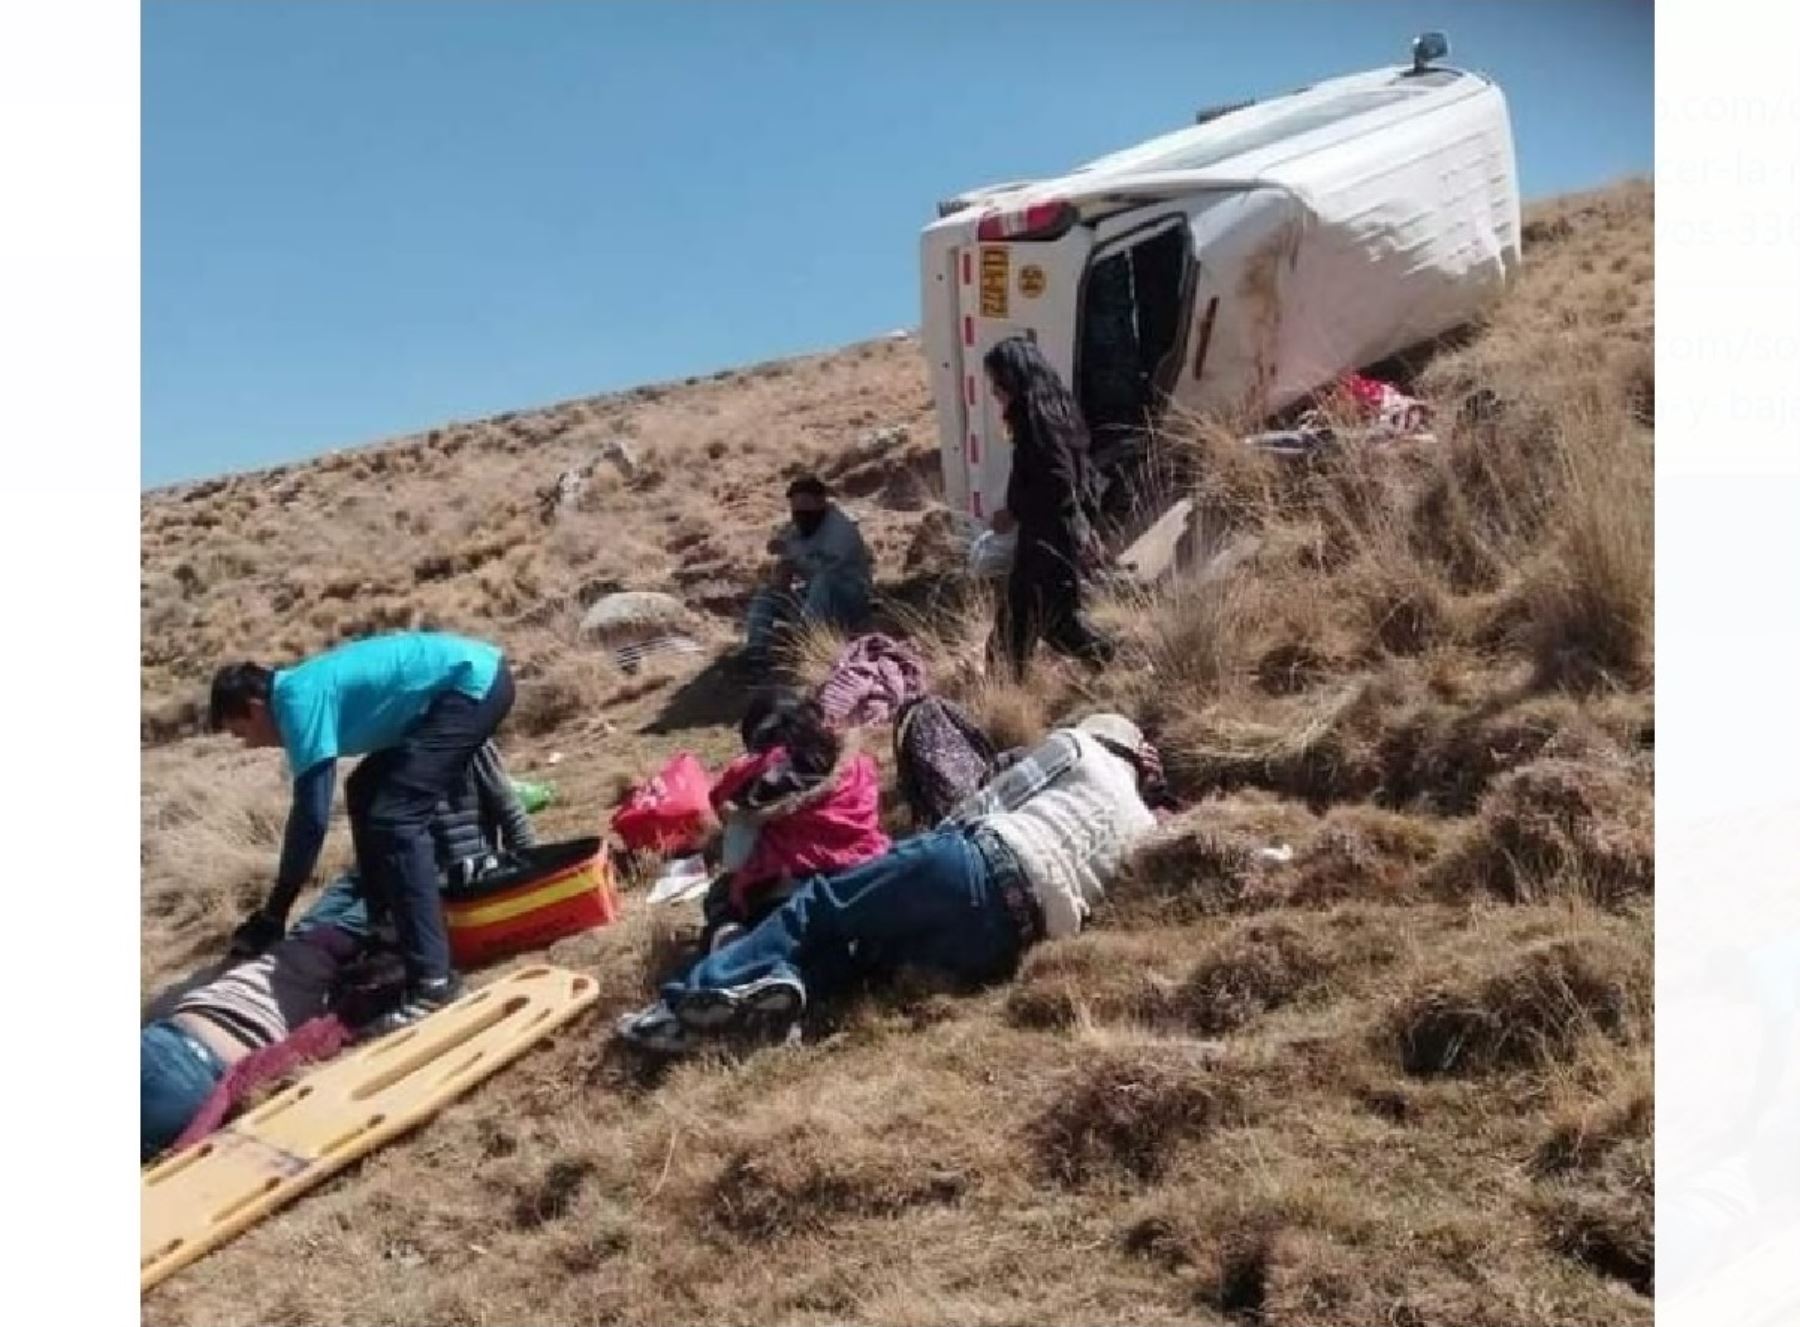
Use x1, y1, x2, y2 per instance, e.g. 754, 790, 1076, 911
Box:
920, 33, 1522, 532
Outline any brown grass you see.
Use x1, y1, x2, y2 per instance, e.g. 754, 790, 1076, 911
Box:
1028, 1045, 1244, 1187
141, 183, 1653, 1325
1428, 755, 1654, 908
1384, 926, 1650, 1078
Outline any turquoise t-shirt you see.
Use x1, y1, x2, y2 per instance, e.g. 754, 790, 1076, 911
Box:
271, 632, 503, 778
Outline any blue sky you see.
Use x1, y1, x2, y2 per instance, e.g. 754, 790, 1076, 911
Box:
141, 1, 1652, 488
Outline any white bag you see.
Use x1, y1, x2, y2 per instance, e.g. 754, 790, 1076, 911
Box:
968, 528, 1017, 580
646, 855, 713, 906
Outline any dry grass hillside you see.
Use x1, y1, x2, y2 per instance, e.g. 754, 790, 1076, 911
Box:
141, 179, 1653, 1326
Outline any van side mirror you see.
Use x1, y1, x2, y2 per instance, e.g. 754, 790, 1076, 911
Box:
1411, 31, 1450, 72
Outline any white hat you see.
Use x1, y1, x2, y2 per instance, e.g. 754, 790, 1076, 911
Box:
1077, 712, 1167, 802
1077, 712, 1146, 755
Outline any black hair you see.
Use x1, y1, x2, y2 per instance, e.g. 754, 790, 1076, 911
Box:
785, 474, 830, 502
208, 661, 274, 731
1091, 735, 1174, 811
738, 687, 840, 778
982, 336, 1093, 463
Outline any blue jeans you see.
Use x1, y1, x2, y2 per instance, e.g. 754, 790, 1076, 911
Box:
290, 871, 373, 939
744, 572, 872, 656
662, 828, 1024, 1008
141, 1021, 227, 1163
345, 663, 515, 984
140, 877, 369, 1163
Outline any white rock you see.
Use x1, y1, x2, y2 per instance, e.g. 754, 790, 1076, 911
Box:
579, 590, 692, 644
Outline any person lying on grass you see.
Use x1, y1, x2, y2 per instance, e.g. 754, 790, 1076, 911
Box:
141, 876, 373, 1164
141, 744, 537, 1163
613, 713, 1167, 1055
697, 688, 891, 954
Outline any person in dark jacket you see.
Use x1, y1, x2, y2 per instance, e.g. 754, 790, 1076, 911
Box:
431, 741, 540, 888
740, 475, 875, 674
983, 337, 1118, 681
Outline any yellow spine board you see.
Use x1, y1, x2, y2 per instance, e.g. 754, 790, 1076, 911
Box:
141, 964, 599, 1294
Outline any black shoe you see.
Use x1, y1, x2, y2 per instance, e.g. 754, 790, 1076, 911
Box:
358, 974, 465, 1039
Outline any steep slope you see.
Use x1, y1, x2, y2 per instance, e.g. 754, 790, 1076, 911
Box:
141, 180, 1653, 1327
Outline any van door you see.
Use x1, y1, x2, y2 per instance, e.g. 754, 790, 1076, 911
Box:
1179, 187, 1306, 421
923, 209, 1092, 528
1075, 212, 1196, 527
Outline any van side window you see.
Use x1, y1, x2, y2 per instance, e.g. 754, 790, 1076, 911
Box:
1159, 88, 1419, 171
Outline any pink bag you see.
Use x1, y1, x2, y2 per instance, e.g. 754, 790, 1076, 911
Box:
611, 753, 714, 854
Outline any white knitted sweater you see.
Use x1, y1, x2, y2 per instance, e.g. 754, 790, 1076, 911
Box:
980, 732, 1156, 939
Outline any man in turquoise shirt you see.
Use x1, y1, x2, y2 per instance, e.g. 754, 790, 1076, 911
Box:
208, 630, 516, 1033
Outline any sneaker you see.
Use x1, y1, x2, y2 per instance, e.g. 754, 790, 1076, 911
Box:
358, 974, 465, 1040
671, 973, 806, 1032
613, 1002, 693, 1055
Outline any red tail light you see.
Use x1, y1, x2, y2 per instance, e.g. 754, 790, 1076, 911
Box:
976, 200, 1077, 243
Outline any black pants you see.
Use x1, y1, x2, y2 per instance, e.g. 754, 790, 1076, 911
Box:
993, 536, 1116, 681
346, 662, 516, 984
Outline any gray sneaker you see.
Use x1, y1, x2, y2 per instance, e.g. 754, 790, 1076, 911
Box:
672, 973, 806, 1031
356, 973, 465, 1040
613, 1001, 693, 1056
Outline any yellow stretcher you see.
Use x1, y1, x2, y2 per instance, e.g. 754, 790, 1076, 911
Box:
141, 964, 600, 1293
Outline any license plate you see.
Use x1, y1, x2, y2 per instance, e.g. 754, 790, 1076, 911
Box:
979, 247, 1010, 320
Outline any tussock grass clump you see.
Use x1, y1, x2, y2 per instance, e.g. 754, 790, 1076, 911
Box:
509, 653, 621, 735
1178, 911, 1405, 1035
1531, 1059, 1655, 1299
1111, 811, 1279, 924
1176, 919, 1337, 1035
1160, 679, 1390, 807
1107, 573, 1249, 702
1349, 555, 1457, 657
1386, 932, 1649, 1078
1029, 1047, 1242, 1186
707, 1128, 969, 1240
778, 619, 851, 694
141, 694, 204, 746
1005, 932, 1187, 1030
1375, 689, 1620, 814
1287, 804, 1445, 904
1535, 1059, 1653, 1178
140, 746, 307, 972
959, 675, 1052, 753
1428, 757, 1653, 908
1513, 427, 1653, 692
1537, 1190, 1654, 1297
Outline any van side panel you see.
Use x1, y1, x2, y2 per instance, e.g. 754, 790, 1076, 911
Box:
920, 228, 970, 519
1265, 83, 1521, 406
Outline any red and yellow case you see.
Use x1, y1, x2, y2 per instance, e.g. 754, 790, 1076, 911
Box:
442, 838, 619, 969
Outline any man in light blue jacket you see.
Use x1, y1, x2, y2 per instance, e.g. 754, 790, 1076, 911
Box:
208, 630, 515, 1034
741, 474, 874, 671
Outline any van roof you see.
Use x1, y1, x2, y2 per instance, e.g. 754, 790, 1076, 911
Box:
953, 62, 1492, 215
